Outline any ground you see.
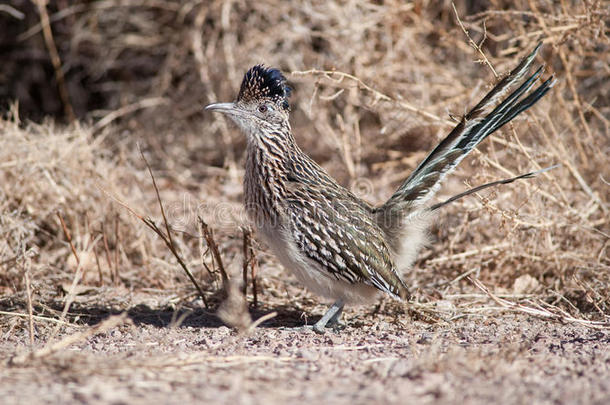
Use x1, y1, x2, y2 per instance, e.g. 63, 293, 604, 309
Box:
1, 295, 609, 405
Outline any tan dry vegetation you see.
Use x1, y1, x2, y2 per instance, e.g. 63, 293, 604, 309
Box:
0, 0, 609, 403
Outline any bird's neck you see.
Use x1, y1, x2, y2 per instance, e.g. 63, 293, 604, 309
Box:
243, 123, 297, 224
245, 122, 298, 175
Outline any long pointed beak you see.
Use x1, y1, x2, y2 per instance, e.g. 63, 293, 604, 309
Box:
204, 102, 238, 115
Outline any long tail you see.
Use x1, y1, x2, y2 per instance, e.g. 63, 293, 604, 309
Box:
429, 164, 560, 210
377, 43, 555, 218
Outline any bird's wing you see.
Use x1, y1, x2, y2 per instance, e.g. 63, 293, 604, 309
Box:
283, 179, 410, 300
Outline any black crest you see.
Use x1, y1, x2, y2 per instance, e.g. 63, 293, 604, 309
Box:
237, 65, 291, 110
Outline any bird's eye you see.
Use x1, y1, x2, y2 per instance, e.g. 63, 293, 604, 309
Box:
258, 105, 268, 113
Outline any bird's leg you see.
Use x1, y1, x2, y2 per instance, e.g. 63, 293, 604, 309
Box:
313, 299, 344, 334
327, 303, 344, 326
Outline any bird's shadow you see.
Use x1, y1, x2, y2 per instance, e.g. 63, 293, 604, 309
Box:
1, 298, 314, 330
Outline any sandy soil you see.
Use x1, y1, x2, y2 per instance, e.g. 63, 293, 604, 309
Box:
1, 296, 608, 405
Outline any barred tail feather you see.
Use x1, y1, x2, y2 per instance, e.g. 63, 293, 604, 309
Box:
429, 165, 560, 211
378, 43, 553, 217
492, 76, 556, 132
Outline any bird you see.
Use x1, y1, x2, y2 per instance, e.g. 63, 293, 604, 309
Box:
205, 43, 555, 333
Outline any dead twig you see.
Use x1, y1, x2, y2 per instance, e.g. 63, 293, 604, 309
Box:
249, 311, 276, 331
198, 217, 229, 289
100, 149, 209, 308
101, 223, 114, 284
242, 227, 258, 307
57, 212, 80, 268
291, 69, 452, 125
470, 277, 610, 329
90, 233, 103, 286
0, 4, 25, 19
92, 97, 168, 134
46, 234, 100, 344
24, 269, 35, 350
140, 149, 209, 308
114, 214, 120, 285
452, 2, 499, 78
0, 311, 74, 326
11, 313, 130, 365
242, 229, 249, 297
33, 0, 75, 122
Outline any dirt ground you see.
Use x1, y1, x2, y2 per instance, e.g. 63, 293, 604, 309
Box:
1, 293, 609, 405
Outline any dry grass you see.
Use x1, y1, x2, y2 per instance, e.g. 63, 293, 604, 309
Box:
1, 0, 608, 338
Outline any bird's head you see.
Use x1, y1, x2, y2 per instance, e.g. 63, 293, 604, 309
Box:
205, 65, 291, 137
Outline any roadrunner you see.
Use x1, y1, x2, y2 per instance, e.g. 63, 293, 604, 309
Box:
206, 44, 554, 332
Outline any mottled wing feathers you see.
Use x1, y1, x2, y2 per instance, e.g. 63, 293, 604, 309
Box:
379, 43, 554, 217
238, 65, 291, 110
284, 177, 410, 300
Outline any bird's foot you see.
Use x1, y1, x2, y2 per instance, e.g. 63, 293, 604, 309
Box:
278, 321, 345, 334
311, 319, 346, 334
278, 299, 346, 334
